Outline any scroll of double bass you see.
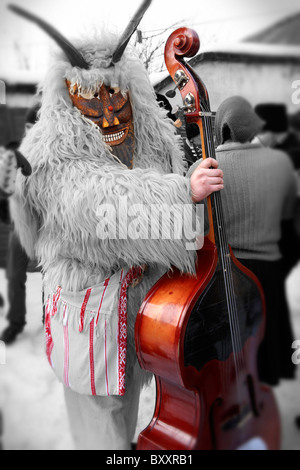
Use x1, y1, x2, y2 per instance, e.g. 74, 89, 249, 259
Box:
134, 28, 281, 450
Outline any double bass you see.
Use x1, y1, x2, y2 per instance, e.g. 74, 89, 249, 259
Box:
134, 28, 281, 450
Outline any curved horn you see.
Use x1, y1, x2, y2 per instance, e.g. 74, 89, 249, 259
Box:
8, 4, 89, 69
111, 0, 152, 64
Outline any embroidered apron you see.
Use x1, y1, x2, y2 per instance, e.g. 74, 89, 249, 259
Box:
44, 267, 142, 396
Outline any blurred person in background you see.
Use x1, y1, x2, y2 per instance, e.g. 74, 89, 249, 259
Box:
289, 110, 300, 144
0, 294, 4, 316
0, 197, 10, 315
254, 103, 300, 278
0, 103, 40, 345
156, 93, 200, 168
255, 103, 300, 171
213, 96, 298, 386
287, 110, 300, 240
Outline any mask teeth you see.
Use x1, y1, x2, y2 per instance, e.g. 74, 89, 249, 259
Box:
103, 130, 125, 143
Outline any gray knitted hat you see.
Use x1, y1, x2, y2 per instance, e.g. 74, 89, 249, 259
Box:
215, 96, 265, 146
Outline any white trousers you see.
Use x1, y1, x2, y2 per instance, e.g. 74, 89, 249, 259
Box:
63, 372, 141, 450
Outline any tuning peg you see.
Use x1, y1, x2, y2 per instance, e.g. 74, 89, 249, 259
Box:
166, 88, 177, 98
165, 69, 189, 99
165, 79, 183, 99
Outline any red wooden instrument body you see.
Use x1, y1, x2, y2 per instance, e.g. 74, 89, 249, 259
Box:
135, 28, 280, 450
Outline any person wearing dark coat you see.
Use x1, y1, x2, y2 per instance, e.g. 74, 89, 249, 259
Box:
0, 103, 39, 345
255, 103, 300, 170
214, 96, 298, 386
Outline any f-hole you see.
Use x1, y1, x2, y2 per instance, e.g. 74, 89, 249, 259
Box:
247, 374, 259, 416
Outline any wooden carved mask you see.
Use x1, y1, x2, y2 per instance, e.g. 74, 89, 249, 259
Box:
66, 81, 135, 168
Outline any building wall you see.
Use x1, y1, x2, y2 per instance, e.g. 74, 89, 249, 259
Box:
6, 92, 37, 109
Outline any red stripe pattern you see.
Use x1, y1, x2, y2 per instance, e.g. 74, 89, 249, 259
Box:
104, 319, 109, 395
95, 279, 109, 326
117, 267, 142, 396
44, 268, 143, 396
89, 318, 96, 396
79, 288, 92, 332
63, 304, 70, 387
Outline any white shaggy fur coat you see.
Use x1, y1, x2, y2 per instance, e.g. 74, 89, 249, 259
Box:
10, 34, 198, 384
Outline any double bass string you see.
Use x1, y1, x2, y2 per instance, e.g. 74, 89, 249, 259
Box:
202, 112, 244, 393
201, 103, 246, 382
204, 111, 245, 372
200, 110, 241, 389
206, 114, 244, 370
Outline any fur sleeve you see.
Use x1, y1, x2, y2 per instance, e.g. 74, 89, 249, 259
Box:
9, 162, 203, 277
9, 172, 39, 259
90, 166, 201, 274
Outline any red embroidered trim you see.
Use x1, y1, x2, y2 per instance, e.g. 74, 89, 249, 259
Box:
117, 267, 142, 396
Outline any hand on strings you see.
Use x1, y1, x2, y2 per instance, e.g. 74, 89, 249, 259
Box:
190, 158, 224, 202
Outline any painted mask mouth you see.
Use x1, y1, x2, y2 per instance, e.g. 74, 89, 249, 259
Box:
102, 126, 129, 146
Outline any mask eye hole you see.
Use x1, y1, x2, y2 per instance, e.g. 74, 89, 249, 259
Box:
109, 86, 121, 97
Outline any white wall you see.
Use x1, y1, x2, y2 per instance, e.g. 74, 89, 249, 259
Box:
6, 92, 37, 108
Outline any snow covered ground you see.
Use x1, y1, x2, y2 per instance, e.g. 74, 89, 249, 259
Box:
0, 264, 299, 450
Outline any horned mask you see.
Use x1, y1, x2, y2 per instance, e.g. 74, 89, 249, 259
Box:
9, 0, 152, 168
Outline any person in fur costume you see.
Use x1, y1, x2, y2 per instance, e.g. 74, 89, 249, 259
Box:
4, 1, 224, 450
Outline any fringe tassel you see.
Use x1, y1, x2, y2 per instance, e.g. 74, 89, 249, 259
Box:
47, 267, 143, 339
